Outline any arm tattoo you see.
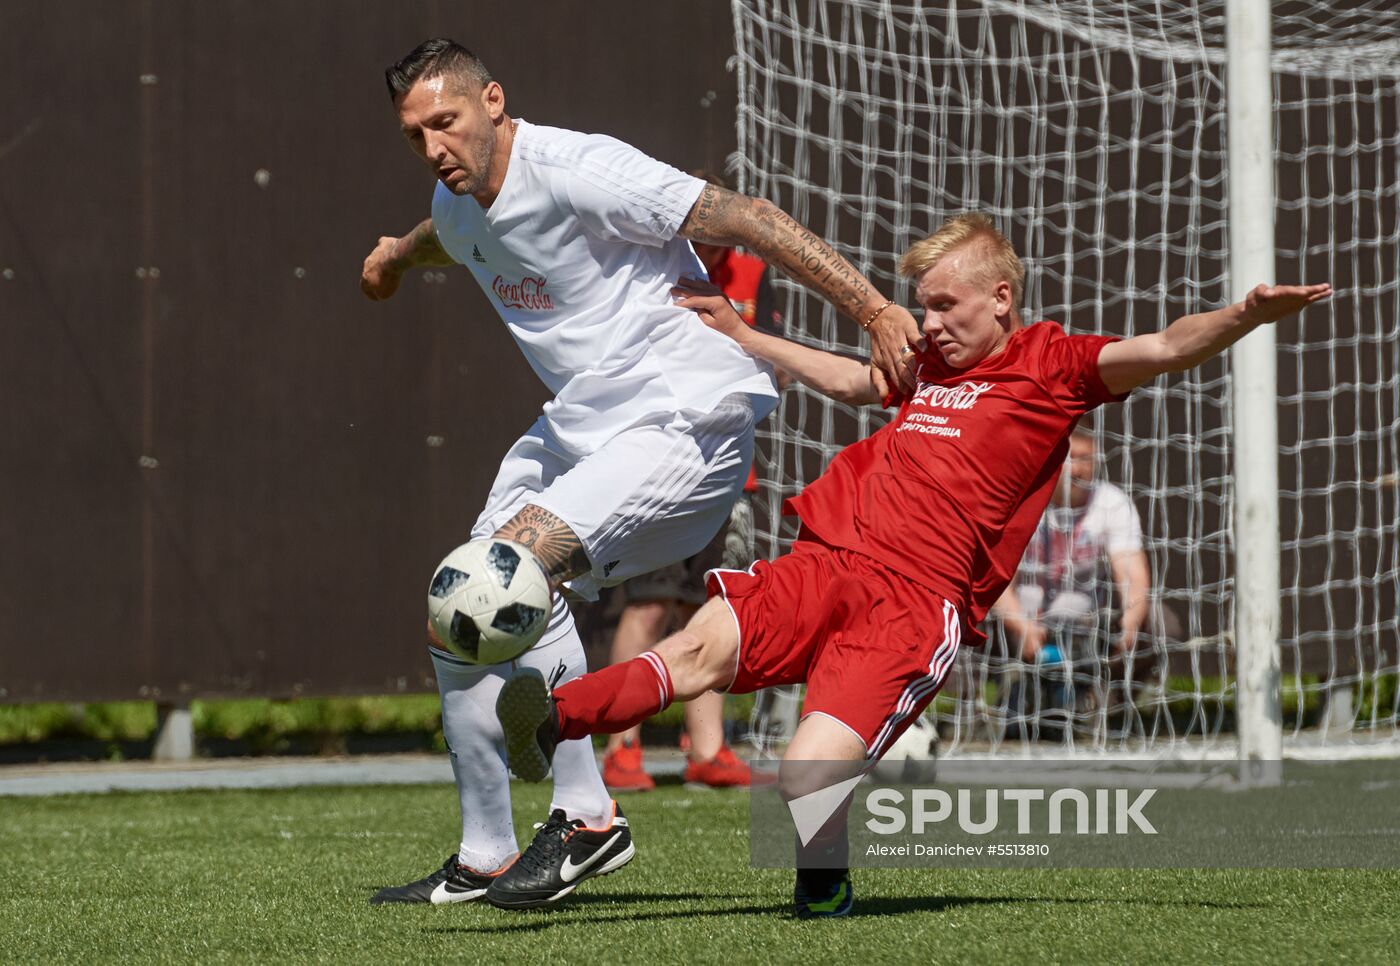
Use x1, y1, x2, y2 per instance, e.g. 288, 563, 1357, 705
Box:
680, 185, 878, 322
493, 504, 592, 582
390, 218, 454, 270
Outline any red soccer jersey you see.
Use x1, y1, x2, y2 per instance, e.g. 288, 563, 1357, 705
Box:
784, 321, 1125, 636
710, 248, 781, 492
709, 248, 768, 326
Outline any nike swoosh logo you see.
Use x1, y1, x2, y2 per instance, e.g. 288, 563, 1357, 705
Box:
429, 880, 485, 905
559, 831, 622, 883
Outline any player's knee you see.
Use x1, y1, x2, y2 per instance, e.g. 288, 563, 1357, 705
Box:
777, 715, 869, 800
775, 758, 851, 805
775, 756, 867, 808
654, 630, 731, 700
654, 630, 705, 689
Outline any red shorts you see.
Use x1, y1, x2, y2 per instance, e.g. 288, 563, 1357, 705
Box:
706, 537, 963, 760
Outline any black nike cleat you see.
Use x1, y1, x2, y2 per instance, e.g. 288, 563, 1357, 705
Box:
485, 803, 635, 909
496, 668, 560, 783
793, 867, 854, 919
369, 854, 504, 905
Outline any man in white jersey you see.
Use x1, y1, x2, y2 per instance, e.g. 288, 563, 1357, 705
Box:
359, 39, 922, 910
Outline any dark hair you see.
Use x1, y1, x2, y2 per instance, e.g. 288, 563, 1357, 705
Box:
385, 38, 492, 99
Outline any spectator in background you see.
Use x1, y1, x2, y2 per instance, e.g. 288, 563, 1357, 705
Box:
601, 171, 786, 791
994, 427, 1153, 733
996, 427, 1150, 657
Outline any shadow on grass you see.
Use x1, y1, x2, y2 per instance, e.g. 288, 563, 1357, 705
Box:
848, 893, 1269, 916
419, 890, 1269, 934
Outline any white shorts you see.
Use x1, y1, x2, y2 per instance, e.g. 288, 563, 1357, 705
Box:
471, 394, 756, 600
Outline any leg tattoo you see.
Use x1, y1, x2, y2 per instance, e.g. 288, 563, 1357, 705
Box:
494, 504, 591, 583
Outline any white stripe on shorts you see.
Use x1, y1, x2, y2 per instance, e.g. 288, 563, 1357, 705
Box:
866, 599, 962, 760
586, 436, 713, 563
585, 396, 753, 569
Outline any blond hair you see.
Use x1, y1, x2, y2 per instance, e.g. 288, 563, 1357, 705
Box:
898, 213, 1025, 310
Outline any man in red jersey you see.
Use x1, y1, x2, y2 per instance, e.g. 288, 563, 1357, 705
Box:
495, 213, 1331, 917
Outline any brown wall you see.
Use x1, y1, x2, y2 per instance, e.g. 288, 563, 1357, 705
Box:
0, 1, 738, 702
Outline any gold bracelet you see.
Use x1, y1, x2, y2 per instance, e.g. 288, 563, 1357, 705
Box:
862, 299, 896, 330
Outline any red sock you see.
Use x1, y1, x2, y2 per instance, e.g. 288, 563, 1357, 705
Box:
554, 652, 674, 741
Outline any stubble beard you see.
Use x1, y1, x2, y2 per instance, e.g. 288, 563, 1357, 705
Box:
451, 131, 496, 197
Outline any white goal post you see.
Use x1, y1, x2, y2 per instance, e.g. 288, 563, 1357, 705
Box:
731, 0, 1400, 762
1226, 0, 1282, 778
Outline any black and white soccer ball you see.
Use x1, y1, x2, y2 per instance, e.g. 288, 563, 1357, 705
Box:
427, 539, 552, 665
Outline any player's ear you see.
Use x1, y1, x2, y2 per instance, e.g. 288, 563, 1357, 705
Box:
993, 279, 1014, 318
482, 81, 506, 120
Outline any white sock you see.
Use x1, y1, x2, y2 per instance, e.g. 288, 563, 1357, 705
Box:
430, 649, 519, 872
515, 595, 614, 830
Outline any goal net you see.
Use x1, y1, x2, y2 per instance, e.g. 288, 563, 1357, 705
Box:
732, 0, 1400, 757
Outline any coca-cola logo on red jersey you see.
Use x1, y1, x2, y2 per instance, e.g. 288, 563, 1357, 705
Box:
911, 380, 995, 411
492, 275, 555, 311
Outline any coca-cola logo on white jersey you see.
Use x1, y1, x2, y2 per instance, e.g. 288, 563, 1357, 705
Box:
911, 380, 995, 410
491, 275, 555, 311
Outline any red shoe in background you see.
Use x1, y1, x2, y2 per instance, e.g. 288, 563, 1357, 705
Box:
602, 739, 655, 792
683, 744, 752, 788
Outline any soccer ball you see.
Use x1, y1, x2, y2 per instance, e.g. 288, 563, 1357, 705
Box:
874, 713, 939, 783
427, 539, 552, 665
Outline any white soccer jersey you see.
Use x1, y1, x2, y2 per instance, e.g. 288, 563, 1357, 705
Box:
432, 120, 779, 453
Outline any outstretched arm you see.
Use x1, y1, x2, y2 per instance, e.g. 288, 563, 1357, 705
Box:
678, 185, 921, 391
361, 218, 456, 301
1097, 282, 1332, 395
672, 279, 882, 406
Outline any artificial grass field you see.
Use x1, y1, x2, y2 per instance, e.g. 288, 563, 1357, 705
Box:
2, 779, 1396, 964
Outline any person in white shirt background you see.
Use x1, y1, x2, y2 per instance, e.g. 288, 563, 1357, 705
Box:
996, 426, 1153, 662
358, 38, 923, 909
993, 426, 1168, 737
